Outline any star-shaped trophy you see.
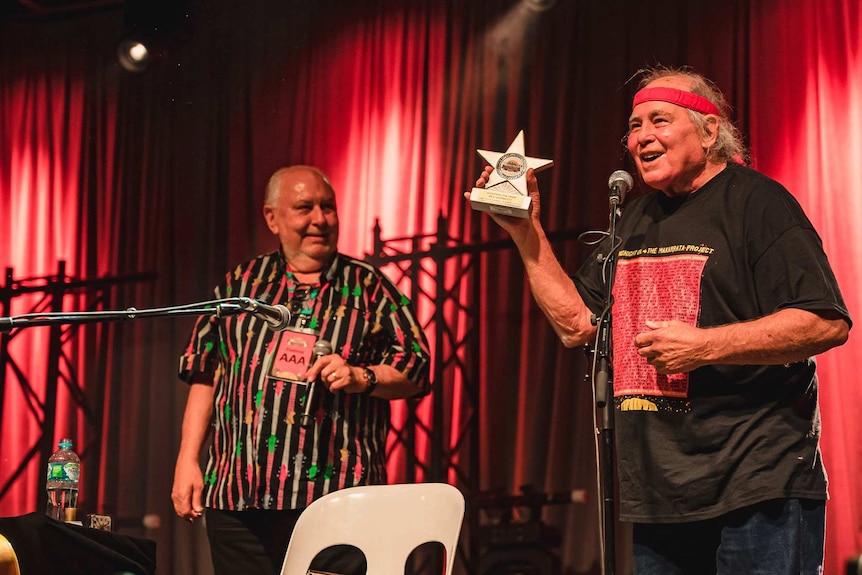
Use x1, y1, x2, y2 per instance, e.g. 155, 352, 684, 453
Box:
470, 130, 553, 218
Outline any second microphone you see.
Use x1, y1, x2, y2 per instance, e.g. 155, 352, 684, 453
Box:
298, 340, 333, 428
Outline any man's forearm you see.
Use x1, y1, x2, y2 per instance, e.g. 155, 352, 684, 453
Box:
363, 364, 422, 400
516, 225, 597, 348
705, 308, 849, 366
177, 383, 214, 461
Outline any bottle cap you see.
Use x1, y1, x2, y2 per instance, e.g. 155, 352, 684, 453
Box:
59, 438, 73, 449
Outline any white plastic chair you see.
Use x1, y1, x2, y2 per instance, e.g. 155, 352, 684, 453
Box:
280, 482, 465, 575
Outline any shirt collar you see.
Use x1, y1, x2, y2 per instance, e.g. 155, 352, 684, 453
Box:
276, 249, 340, 284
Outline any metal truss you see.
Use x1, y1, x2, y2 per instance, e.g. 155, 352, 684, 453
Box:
364, 213, 480, 489
0, 261, 152, 511
364, 217, 585, 573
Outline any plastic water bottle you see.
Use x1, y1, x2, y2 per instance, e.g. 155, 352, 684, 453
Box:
45, 438, 80, 521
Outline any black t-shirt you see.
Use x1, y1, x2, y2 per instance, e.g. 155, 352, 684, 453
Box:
575, 163, 851, 523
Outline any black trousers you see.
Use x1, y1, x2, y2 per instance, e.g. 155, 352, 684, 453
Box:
205, 508, 366, 575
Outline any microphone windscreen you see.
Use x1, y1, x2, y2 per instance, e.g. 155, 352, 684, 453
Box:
608, 169, 634, 193
312, 340, 333, 356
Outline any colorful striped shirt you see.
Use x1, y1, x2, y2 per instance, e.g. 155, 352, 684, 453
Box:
178, 250, 431, 510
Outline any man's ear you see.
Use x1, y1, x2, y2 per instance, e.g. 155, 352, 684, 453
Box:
263, 205, 278, 234
703, 116, 720, 148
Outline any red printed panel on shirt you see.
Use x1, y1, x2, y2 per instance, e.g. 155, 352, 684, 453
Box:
612, 253, 707, 399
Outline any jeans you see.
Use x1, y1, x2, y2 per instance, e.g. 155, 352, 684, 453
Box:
633, 498, 825, 575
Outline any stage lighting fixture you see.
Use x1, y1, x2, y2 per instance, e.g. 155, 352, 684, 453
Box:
116, 0, 191, 73
117, 40, 151, 73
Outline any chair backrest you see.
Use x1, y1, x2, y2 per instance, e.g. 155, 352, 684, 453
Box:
280, 482, 465, 575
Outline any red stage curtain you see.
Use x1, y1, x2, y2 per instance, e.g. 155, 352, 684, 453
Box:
750, 0, 862, 570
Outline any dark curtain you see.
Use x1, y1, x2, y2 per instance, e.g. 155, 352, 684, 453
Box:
1, 1, 859, 574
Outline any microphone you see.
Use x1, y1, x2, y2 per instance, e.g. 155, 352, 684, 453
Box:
298, 340, 333, 428
608, 169, 634, 206
237, 297, 292, 331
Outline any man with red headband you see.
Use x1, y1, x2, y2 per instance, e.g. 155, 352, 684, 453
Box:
469, 67, 851, 573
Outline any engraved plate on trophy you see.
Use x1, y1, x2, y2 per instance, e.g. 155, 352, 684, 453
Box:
470, 130, 553, 218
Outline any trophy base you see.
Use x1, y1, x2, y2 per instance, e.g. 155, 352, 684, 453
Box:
470, 184, 532, 219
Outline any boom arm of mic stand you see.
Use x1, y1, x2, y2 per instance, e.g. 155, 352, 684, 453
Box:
0, 298, 248, 332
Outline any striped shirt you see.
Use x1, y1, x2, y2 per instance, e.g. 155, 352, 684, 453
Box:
178, 250, 431, 510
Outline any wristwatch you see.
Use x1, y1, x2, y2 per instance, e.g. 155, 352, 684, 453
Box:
362, 367, 378, 395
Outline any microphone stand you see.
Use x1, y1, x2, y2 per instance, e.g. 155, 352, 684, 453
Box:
0, 295, 258, 520
592, 199, 622, 575
0, 297, 250, 332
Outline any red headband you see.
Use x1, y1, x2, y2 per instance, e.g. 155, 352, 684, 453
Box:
632, 87, 721, 116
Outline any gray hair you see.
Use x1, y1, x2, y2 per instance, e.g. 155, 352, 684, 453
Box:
634, 66, 747, 164
264, 165, 335, 206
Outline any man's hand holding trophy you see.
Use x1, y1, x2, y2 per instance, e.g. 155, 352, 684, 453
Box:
470, 130, 553, 218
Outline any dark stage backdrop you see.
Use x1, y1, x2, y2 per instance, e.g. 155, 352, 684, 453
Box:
1, 1, 860, 574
